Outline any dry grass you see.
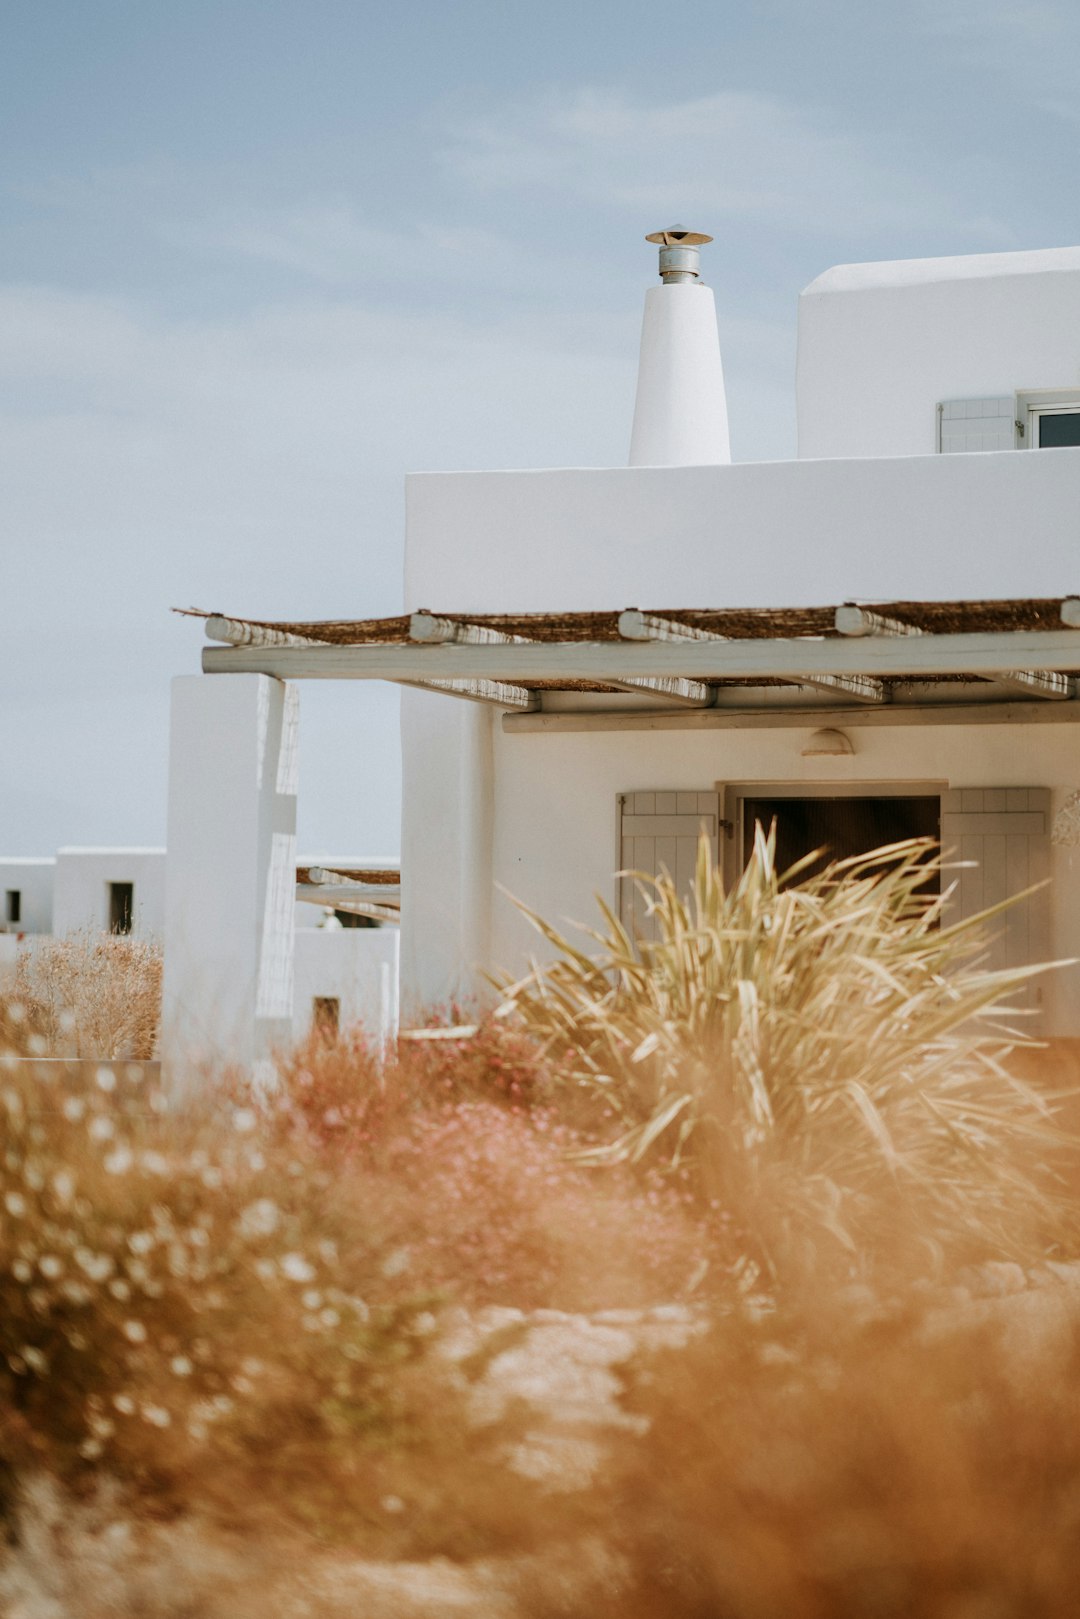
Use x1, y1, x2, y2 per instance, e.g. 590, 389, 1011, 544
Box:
11, 931, 162, 1059
497, 832, 1079, 1279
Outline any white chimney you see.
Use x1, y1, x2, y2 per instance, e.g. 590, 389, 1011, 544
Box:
628, 227, 731, 467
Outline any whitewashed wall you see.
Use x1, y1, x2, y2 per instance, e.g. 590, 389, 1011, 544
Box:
488, 718, 1080, 1038
0, 859, 55, 935
797, 246, 1080, 459
405, 451, 1080, 613
52, 849, 166, 940
294, 926, 399, 1045
401, 457, 1080, 1026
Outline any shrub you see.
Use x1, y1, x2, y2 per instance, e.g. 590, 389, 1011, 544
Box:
269, 1034, 726, 1311
0, 1053, 471, 1542
578, 1290, 1080, 1619
12, 932, 161, 1059
496, 832, 1078, 1277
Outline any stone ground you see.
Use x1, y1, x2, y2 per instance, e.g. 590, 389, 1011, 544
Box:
2, 1275, 1078, 1618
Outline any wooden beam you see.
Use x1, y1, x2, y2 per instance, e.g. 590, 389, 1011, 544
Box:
414, 609, 714, 708
502, 698, 1080, 734
834, 606, 922, 638
200, 628, 1080, 682
835, 604, 1071, 700
621, 607, 885, 706
203, 611, 537, 710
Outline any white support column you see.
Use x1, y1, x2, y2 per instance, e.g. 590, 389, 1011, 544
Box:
399, 688, 494, 1020
161, 674, 298, 1087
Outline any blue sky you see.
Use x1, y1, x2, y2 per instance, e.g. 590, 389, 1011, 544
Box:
3, 0, 1079, 855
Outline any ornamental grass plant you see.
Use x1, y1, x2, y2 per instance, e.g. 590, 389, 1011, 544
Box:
496, 831, 1079, 1279
12, 931, 161, 1060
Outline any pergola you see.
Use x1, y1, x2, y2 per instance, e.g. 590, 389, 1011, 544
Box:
160, 594, 1080, 1082
184, 596, 1080, 722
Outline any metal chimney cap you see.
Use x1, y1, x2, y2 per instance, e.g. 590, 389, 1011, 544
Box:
645, 226, 713, 283
645, 227, 713, 247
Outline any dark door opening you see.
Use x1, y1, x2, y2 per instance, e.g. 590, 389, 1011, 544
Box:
5, 891, 20, 926
313, 997, 340, 1041
741, 795, 940, 890
108, 882, 134, 935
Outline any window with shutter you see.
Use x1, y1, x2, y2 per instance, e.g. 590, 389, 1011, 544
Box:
937, 397, 1016, 453
617, 791, 720, 942
940, 788, 1051, 1014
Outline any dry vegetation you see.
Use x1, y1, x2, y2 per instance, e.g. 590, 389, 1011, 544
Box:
2, 851, 1080, 1616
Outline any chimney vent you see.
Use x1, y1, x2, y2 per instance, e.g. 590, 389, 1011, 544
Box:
645, 226, 713, 284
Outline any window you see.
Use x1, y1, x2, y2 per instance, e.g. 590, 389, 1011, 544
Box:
1017, 389, 1080, 448
313, 997, 340, 1041
5, 890, 20, 926
108, 882, 134, 935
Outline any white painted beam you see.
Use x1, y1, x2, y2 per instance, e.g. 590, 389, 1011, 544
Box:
835, 606, 922, 638
203, 610, 537, 710
621, 607, 884, 705
503, 698, 1080, 734
835, 604, 1071, 699
1061, 598, 1080, 628
414, 609, 713, 707
201, 629, 1080, 682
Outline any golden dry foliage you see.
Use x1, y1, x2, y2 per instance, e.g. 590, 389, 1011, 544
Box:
13, 931, 162, 1059
0, 1054, 517, 1552
577, 1289, 1080, 1619
497, 832, 1078, 1277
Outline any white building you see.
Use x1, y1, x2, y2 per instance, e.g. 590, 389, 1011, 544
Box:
163, 232, 1080, 1069
0, 844, 398, 1047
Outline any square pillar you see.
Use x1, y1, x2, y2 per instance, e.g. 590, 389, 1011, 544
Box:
161, 675, 298, 1086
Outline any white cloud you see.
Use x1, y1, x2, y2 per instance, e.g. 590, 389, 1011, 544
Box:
442, 85, 1008, 242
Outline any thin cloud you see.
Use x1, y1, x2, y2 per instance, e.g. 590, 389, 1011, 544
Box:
442, 85, 1009, 243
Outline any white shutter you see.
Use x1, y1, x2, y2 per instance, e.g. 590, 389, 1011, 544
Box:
618, 791, 720, 942
938, 397, 1015, 453
940, 788, 1051, 1014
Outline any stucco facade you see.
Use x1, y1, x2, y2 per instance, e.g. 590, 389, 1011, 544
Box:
399, 244, 1080, 1031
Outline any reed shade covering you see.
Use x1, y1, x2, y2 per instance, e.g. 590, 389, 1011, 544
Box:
182, 598, 1075, 646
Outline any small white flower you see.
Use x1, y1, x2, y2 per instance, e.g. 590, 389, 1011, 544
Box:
108, 1278, 131, 1300
78, 1437, 104, 1459
38, 1255, 63, 1279
141, 1152, 169, 1176
127, 1231, 154, 1255
89, 1116, 114, 1141
104, 1146, 134, 1176
380, 1247, 411, 1279
12, 1260, 32, 1283
95, 1067, 117, 1092
238, 1198, 280, 1240
4, 1192, 26, 1218
112, 1393, 136, 1415
280, 1253, 315, 1283
170, 1355, 193, 1377
62, 1097, 85, 1122
52, 1170, 75, 1205
74, 1249, 114, 1283
141, 1404, 170, 1428
232, 1107, 257, 1134
381, 1495, 405, 1514
319, 1308, 341, 1329
200, 1166, 223, 1190
122, 1320, 146, 1344
21, 1346, 47, 1374
301, 1289, 322, 1310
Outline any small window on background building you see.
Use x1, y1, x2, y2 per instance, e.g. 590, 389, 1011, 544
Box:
5, 891, 20, 925
108, 882, 134, 935
313, 997, 340, 1041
